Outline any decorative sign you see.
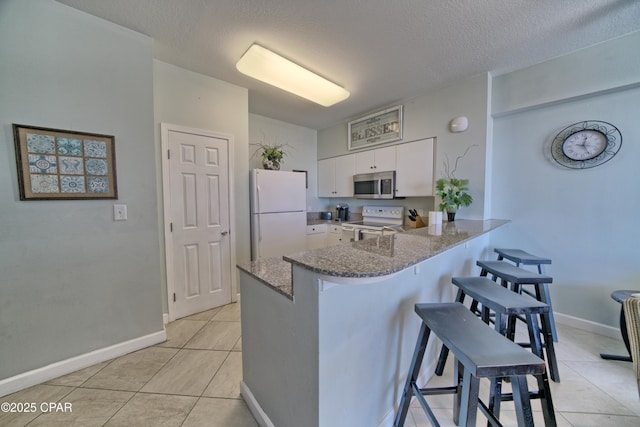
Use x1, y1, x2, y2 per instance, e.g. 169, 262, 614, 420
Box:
348, 105, 403, 150
13, 124, 118, 200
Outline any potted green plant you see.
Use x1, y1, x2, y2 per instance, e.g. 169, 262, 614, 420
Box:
436, 145, 476, 221
436, 178, 472, 221
251, 140, 287, 170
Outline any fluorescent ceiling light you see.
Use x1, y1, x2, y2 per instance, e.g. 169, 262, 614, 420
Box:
236, 44, 350, 107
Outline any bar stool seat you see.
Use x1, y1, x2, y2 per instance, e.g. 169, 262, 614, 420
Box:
495, 248, 552, 274
477, 260, 560, 382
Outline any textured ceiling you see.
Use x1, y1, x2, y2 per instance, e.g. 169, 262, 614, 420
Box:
55, 0, 640, 130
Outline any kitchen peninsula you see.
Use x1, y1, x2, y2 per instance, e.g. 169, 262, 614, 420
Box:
238, 219, 508, 427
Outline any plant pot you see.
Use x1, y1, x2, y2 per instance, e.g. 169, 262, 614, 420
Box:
447, 211, 456, 222
263, 159, 280, 170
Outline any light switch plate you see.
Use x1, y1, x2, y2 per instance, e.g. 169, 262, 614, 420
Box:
114, 204, 127, 221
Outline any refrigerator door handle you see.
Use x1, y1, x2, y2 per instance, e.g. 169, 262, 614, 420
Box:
256, 185, 261, 213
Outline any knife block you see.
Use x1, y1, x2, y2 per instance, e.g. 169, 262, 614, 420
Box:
408, 215, 425, 228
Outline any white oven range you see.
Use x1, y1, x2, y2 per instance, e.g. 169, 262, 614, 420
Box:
341, 206, 405, 242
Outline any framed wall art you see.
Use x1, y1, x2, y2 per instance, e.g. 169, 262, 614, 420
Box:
348, 105, 403, 150
13, 124, 118, 200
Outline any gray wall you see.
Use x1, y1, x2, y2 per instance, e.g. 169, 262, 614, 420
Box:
317, 73, 491, 221
0, 0, 163, 380
153, 60, 249, 314
489, 31, 640, 329
317, 32, 640, 331
249, 114, 324, 212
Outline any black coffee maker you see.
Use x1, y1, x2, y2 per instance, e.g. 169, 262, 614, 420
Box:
336, 204, 349, 221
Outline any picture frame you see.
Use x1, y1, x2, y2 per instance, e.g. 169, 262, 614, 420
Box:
13, 124, 118, 200
348, 105, 403, 150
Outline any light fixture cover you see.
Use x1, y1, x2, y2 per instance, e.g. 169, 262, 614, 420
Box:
236, 44, 350, 107
449, 116, 469, 133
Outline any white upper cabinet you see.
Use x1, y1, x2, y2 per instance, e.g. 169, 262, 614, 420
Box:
395, 138, 434, 197
318, 139, 433, 198
354, 146, 396, 174
318, 154, 356, 197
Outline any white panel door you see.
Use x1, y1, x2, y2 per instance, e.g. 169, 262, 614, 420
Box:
168, 129, 232, 319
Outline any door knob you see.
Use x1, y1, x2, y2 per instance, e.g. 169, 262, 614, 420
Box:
221, 229, 229, 236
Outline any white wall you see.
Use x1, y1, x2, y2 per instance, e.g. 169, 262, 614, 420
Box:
153, 60, 249, 313
249, 114, 323, 212
489, 31, 640, 330
317, 73, 491, 220
0, 0, 163, 382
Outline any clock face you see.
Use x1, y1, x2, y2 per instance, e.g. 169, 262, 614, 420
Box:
562, 130, 607, 160
550, 121, 622, 169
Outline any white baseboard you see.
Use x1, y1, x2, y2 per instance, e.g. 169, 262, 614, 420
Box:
0, 330, 166, 398
163, 313, 169, 325
554, 311, 622, 340
240, 381, 275, 427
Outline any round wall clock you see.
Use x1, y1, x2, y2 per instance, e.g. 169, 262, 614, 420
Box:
551, 120, 622, 169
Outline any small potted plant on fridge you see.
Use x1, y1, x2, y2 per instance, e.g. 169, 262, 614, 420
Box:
251, 138, 288, 170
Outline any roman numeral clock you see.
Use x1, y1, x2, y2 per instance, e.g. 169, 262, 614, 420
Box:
551, 120, 622, 169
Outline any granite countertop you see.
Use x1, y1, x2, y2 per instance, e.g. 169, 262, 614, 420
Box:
237, 219, 509, 299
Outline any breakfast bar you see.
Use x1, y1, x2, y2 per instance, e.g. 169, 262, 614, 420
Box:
237, 219, 509, 427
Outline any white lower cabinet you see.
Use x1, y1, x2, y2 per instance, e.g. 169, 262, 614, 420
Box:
306, 224, 327, 250
326, 225, 343, 246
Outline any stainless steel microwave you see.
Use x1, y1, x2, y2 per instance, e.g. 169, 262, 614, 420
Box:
353, 171, 395, 199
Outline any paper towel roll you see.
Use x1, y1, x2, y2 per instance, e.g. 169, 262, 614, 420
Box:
428, 224, 442, 236
428, 211, 442, 225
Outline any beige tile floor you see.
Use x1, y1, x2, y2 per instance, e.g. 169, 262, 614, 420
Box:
1, 301, 639, 426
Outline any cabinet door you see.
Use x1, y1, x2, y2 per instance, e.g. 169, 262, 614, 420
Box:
317, 158, 335, 197
326, 225, 343, 246
355, 146, 396, 174
374, 146, 396, 172
306, 233, 326, 250
355, 150, 376, 174
333, 154, 356, 197
395, 139, 434, 197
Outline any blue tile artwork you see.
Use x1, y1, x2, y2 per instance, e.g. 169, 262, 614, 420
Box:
84, 140, 107, 158
60, 175, 86, 193
87, 176, 109, 193
57, 137, 83, 156
59, 156, 84, 175
16, 125, 116, 199
28, 154, 57, 173
31, 175, 59, 193
85, 158, 108, 175
26, 133, 55, 154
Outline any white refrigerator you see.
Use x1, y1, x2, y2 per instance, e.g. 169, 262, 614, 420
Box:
250, 169, 307, 260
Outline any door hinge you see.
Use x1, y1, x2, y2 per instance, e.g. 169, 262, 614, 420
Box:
167, 149, 170, 159
170, 222, 173, 232
173, 293, 176, 302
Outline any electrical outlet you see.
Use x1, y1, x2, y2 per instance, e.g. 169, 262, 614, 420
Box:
114, 204, 127, 221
